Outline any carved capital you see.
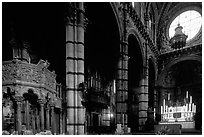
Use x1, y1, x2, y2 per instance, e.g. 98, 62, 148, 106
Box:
14, 96, 24, 103
50, 101, 56, 107
65, 3, 77, 25
38, 99, 47, 105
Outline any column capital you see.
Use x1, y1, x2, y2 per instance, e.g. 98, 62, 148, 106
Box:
50, 101, 56, 107
65, 3, 77, 25
38, 99, 47, 105
14, 96, 24, 102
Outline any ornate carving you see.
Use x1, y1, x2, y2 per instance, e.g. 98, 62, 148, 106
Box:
2, 62, 18, 82
65, 3, 77, 25
126, 4, 159, 58
37, 59, 50, 70
14, 96, 24, 102
38, 99, 47, 105
43, 69, 56, 90
50, 101, 56, 107
17, 63, 42, 83
2, 60, 56, 90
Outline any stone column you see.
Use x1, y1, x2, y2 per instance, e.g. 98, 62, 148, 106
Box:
38, 99, 46, 131
138, 61, 149, 131
26, 100, 30, 130
62, 107, 66, 134
116, 40, 128, 127
50, 102, 55, 134
65, 2, 85, 135
14, 96, 24, 134
115, 3, 129, 129
60, 109, 63, 134
46, 104, 50, 130
36, 108, 40, 133
32, 110, 36, 134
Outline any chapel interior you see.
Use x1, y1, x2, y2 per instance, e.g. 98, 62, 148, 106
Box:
2, 2, 202, 135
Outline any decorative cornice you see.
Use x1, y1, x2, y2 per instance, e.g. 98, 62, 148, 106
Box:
126, 2, 159, 58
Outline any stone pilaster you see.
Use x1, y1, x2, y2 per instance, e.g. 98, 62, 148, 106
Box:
65, 2, 85, 135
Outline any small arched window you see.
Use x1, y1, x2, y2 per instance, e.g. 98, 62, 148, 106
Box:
169, 10, 202, 42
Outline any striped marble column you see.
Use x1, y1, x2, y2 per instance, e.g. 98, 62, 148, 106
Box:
65, 2, 85, 135
138, 66, 149, 131
116, 41, 128, 128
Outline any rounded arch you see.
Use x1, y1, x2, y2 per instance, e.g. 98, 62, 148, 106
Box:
127, 33, 144, 132
127, 29, 145, 64
157, 55, 201, 87
23, 88, 39, 105
85, 2, 120, 78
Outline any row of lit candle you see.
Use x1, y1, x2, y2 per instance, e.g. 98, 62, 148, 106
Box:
161, 91, 196, 114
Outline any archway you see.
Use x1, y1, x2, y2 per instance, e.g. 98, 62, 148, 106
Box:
22, 89, 40, 134
127, 34, 143, 132
84, 2, 120, 134
158, 59, 201, 130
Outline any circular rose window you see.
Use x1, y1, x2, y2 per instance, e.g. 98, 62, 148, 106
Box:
169, 10, 202, 42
